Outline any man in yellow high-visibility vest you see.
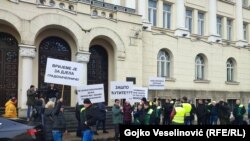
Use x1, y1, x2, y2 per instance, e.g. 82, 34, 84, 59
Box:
171, 99, 186, 125
182, 96, 192, 125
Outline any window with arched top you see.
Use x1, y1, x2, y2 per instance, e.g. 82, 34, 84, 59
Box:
157, 50, 171, 78
101, 12, 106, 17
69, 5, 74, 11
227, 59, 234, 81
59, 3, 65, 9
49, 0, 55, 7
195, 55, 205, 80
92, 10, 98, 16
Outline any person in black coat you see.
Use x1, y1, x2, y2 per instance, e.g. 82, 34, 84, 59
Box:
80, 98, 99, 141
46, 83, 59, 103
217, 100, 231, 125
75, 102, 83, 137
52, 98, 67, 141
44, 101, 55, 141
30, 96, 43, 123
163, 99, 173, 125
196, 99, 207, 125
94, 102, 108, 135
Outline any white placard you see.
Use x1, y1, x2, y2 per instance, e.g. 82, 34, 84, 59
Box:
132, 87, 148, 103
44, 58, 84, 86
110, 81, 133, 99
77, 84, 105, 104
148, 77, 165, 90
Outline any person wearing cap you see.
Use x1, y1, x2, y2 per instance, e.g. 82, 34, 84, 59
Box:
80, 98, 98, 141
3, 96, 17, 118
181, 96, 192, 125
171, 99, 186, 125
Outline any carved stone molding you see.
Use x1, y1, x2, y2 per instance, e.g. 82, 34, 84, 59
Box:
76, 52, 91, 63
19, 44, 36, 58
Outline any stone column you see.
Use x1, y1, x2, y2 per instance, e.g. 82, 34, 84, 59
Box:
157, 0, 163, 28
222, 17, 227, 40
193, 9, 198, 35
138, 0, 147, 21
19, 45, 36, 109
235, 0, 248, 47
208, 0, 221, 42
74, 52, 91, 104
174, 0, 190, 37
76, 52, 91, 85
125, 0, 135, 9
138, 0, 151, 30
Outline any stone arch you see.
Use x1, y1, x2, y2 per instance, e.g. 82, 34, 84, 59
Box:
88, 27, 126, 60
30, 13, 84, 49
0, 9, 22, 42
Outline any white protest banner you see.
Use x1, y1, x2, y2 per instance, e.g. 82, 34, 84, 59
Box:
44, 58, 84, 86
148, 77, 165, 90
110, 81, 133, 99
77, 84, 105, 104
132, 87, 148, 103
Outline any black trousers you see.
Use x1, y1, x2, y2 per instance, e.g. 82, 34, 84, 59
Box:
114, 124, 120, 141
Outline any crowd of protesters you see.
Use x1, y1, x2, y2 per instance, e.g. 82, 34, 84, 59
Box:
2, 84, 250, 141
110, 96, 248, 141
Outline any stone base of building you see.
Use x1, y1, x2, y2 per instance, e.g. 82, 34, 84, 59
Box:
148, 89, 250, 106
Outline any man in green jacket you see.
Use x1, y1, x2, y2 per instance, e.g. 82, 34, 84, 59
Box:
143, 102, 154, 125
233, 99, 246, 125
112, 99, 123, 141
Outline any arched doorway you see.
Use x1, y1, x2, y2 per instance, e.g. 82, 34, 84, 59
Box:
39, 36, 71, 106
87, 45, 108, 104
0, 32, 19, 107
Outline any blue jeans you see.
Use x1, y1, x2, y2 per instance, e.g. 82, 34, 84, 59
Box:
27, 105, 33, 120
184, 117, 191, 125
52, 130, 63, 141
210, 115, 218, 125
82, 130, 93, 141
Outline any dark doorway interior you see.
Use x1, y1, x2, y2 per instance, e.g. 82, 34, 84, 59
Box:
39, 36, 71, 106
87, 45, 108, 105
0, 32, 18, 108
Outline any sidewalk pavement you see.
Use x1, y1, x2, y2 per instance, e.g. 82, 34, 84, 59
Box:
63, 129, 115, 141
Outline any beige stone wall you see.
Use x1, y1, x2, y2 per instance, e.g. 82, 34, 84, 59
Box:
1, 0, 250, 108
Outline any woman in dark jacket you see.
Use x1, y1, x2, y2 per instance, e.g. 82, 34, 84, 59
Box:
123, 100, 132, 124
44, 101, 55, 141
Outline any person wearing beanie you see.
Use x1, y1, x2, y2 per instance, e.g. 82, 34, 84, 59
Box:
80, 98, 99, 141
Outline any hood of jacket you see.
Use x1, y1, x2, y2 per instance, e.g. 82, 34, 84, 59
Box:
5, 100, 15, 107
